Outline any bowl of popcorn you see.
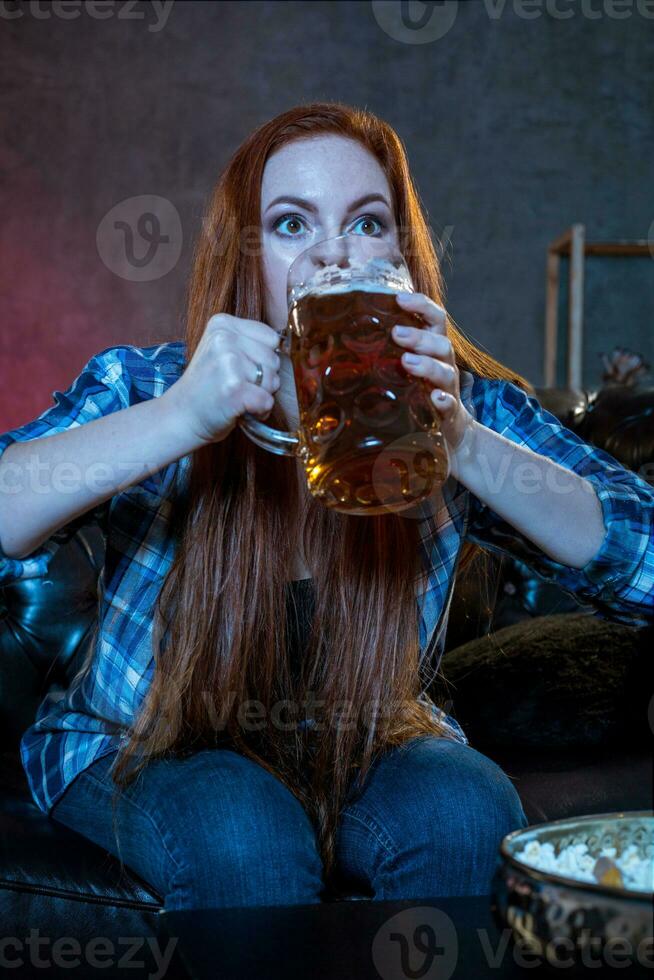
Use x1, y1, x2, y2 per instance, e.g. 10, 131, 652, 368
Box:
491, 812, 653, 969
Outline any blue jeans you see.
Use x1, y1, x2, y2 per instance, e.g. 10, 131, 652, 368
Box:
50, 735, 528, 910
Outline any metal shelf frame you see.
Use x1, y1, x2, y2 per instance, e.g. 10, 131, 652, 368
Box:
544, 225, 651, 388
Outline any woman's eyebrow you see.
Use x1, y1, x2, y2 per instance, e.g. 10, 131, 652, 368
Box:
264, 192, 392, 214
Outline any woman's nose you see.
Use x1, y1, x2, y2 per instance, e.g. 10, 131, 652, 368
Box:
310, 235, 351, 269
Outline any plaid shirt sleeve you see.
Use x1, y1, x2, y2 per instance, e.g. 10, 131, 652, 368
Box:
0, 347, 129, 587
464, 377, 654, 628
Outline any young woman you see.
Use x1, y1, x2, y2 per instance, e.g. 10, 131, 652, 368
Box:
1, 102, 652, 911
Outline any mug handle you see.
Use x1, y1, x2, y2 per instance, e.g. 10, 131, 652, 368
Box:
238, 326, 305, 458
238, 412, 302, 458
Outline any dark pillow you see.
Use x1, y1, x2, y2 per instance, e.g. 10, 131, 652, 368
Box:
432, 612, 653, 749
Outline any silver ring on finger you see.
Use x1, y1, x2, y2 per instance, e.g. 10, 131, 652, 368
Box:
254, 361, 264, 386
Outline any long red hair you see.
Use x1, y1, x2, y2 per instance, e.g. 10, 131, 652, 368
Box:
108, 101, 533, 895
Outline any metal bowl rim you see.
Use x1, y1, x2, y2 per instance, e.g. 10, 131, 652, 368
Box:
498, 809, 653, 902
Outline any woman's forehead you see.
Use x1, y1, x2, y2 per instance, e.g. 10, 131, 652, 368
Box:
261, 137, 392, 203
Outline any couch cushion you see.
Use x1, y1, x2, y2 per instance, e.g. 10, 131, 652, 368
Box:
0, 526, 105, 751
484, 744, 653, 824
0, 751, 161, 910
434, 612, 653, 749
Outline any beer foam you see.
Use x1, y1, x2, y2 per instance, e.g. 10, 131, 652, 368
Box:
289, 257, 411, 303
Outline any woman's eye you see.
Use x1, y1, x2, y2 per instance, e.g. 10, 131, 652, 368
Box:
272, 213, 387, 239
272, 214, 306, 237
351, 215, 386, 236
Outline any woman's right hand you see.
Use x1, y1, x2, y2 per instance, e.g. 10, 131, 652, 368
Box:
162, 313, 283, 446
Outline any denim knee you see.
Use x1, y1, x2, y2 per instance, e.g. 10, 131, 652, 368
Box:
54, 746, 326, 910
133, 748, 326, 910
383, 737, 528, 844
336, 735, 528, 899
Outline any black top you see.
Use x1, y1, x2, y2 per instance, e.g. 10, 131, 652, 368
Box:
285, 577, 315, 681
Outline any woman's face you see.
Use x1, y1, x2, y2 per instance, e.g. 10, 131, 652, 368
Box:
260, 134, 399, 335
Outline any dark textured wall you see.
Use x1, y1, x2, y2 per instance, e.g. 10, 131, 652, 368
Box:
1, 0, 652, 429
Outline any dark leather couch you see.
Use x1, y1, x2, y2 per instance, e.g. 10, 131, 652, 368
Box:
438, 381, 653, 831
1, 381, 652, 958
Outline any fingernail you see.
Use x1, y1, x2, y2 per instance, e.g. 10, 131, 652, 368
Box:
396, 291, 415, 300
394, 326, 410, 336
404, 353, 420, 364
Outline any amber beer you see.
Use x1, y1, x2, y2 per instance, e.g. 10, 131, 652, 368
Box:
288, 287, 448, 515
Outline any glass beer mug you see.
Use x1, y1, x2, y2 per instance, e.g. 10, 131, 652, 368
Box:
238, 234, 450, 516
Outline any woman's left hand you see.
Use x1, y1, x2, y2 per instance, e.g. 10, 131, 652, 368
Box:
393, 291, 474, 451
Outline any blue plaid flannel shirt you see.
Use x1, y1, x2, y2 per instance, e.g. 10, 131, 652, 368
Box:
1, 342, 652, 815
